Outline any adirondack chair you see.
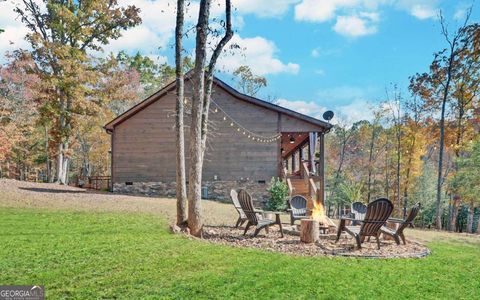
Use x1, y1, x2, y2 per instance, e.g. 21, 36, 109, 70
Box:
230, 189, 248, 228
380, 202, 421, 245
350, 201, 367, 225
237, 189, 276, 237
288, 195, 308, 225
336, 198, 394, 249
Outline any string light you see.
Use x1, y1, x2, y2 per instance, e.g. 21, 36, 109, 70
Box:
210, 100, 282, 143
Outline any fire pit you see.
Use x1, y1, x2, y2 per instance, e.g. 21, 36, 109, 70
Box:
295, 195, 338, 243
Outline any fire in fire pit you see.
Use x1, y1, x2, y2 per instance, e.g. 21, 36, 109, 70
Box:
309, 199, 336, 228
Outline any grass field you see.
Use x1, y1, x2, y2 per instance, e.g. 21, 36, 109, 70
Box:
2, 209, 480, 299
1, 180, 479, 299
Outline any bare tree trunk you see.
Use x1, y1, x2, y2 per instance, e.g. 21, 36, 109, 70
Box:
435, 12, 469, 229
435, 52, 454, 229
44, 125, 51, 182
450, 196, 461, 231
384, 142, 389, 198
187, 0, 210, 237
402, 137, 416, 218
366, 127, 376, 203
187, 0, 233, 237
476, 214, 480, 234
467, 204, 475, 233
175, 0, 188, 227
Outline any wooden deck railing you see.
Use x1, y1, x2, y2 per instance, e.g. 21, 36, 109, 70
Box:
87, 176, 111, 190
281, 163, 293, 196
300, 160, 324, 209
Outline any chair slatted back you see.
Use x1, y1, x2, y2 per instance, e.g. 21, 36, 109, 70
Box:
238, 189, 259, 225
398, 202, 421, 232
230, 189, 246, 219
351, 202, 367, 221
290, 195, 307, 216
360, 198, 393, 237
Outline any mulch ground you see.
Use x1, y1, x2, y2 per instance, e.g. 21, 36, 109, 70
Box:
203, 225, 430, 258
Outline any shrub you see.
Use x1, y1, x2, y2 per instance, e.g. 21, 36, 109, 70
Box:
266, 177, 289, 211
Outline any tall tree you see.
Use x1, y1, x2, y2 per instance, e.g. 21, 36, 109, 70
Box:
0, 51, 39, 163
15, 0, 141, 184
116, 51, 178, 97
410, 11, 474, 229
232, 65, 267, 97
450, 140, 480, 233
365, 109, 384, 203
385, 87, 403, 216
175, 0, 187, 227
187, 0, 233, 236
448, 22, 480, 231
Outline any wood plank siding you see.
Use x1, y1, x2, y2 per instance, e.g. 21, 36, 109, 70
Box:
107, 77, 331, 184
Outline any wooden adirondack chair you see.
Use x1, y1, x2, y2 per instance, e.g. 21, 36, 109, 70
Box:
336, 198, 394, 249
237, 189, 276, 237
380, 202, 421, 245
350, 201, 367, 225
288, 195, 308, 225
230, 189, 248, 228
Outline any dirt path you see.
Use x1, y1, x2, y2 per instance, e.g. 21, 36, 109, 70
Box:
0, 179, 237, 226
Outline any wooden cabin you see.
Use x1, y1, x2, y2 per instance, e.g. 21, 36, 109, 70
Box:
104, 76, 332, 205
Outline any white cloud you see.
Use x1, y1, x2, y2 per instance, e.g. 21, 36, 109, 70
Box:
410, 4, 437, 19
311, 48, 320, 57
337, 99, 374, 124
0, 1, 30, 59
333, 12, 379, 37
276, 97, 374, 125
396, 0, 439, 20
453, 4, 470, 21
453, 8, 466, 21
217, 35, 300, 75
294, 0, 383, 38
294, 0, 359, 22
314, 69, 326, 76
276, 99, 327, 120
233, 0, 299, 18
294, 0, 441, 38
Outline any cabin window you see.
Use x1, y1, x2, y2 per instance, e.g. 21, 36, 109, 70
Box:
125, 182, 133, 186
258, 180, 266, 184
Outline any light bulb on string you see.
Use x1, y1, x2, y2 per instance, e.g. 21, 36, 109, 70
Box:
223, 116, 226, 121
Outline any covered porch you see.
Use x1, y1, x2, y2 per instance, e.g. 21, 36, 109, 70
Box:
278, 131, 330, 224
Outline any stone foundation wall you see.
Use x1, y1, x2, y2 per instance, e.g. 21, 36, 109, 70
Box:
113, 180, 271, 206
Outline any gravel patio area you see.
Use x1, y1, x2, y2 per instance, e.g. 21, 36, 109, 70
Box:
202, 225, 430, 258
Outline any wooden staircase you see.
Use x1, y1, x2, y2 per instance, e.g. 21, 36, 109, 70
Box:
290, 178, 311, 199
282, 160, 336, 228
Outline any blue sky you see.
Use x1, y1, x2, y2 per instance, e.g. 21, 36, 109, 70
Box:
1, 0, 478, 123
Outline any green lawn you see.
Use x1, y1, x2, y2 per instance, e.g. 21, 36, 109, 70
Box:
1, 208, 479, 299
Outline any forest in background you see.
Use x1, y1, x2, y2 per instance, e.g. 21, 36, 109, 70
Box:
0, 1, 479, 233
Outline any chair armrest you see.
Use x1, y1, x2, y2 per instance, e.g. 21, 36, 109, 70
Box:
340, 216, 357, 221
387, 218, 405, 224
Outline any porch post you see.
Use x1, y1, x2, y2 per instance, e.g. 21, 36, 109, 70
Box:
308, 132, 317, 174
292, 152, 296, 172
318, 132, 325, 206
